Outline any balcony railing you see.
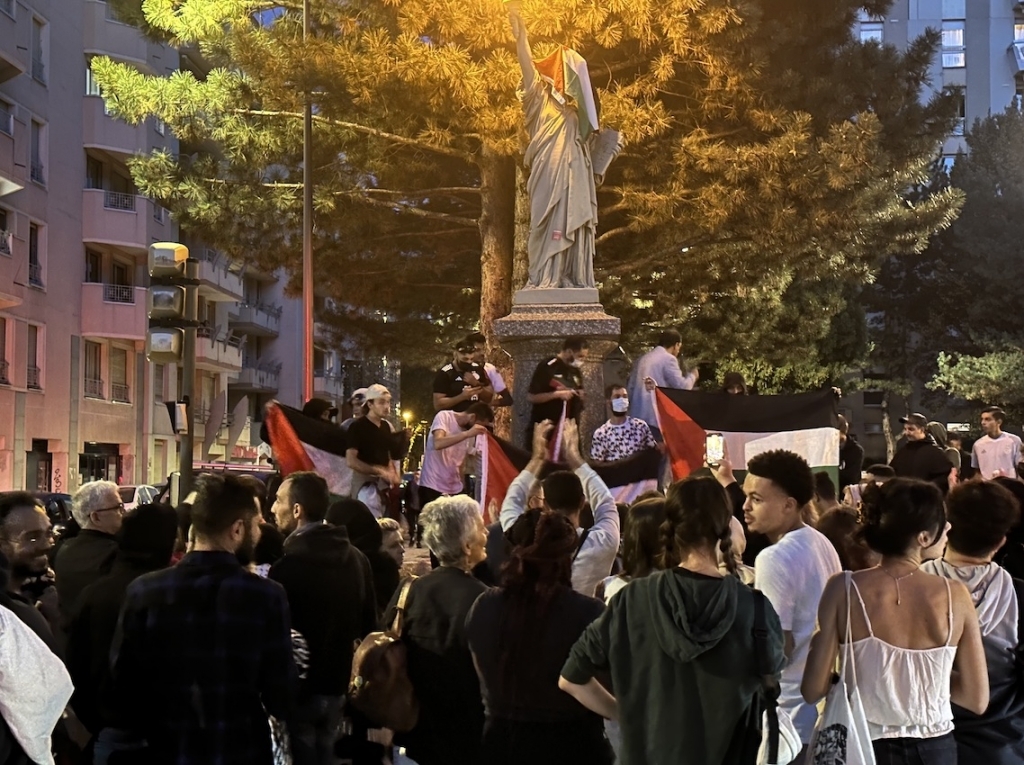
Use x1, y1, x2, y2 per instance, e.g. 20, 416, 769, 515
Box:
28, 261, 43, 287
27, 366, 41, 390
84, 377, 104, 399
103, 283, 134, 304
0, 105, 11, 136
0, 360, 8, 385
0, 0, 13, 18
31, 58, 44, 83
104, 191, 136, 211
30, 162, 43, 183
0, 230, 10, 256
111, 382, 130, 403
104, 1, 127, 23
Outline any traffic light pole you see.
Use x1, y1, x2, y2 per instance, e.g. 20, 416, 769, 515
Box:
178, 257, 198, 499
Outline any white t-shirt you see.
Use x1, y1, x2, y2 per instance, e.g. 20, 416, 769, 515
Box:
484, 362, 507, 394
419, 410, 478, 494
755, 525, 842, 744
971, 432, 1022, 479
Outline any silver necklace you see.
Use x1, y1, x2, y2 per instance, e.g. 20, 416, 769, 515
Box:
877, 566, 915, 605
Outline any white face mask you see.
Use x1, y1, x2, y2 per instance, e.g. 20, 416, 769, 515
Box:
570, 358, 583, 368
611, 397, 629, 414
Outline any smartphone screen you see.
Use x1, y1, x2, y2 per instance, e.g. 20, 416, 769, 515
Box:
705, 432, 724, 465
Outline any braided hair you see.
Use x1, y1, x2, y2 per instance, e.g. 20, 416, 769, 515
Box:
659, 476, 734, 574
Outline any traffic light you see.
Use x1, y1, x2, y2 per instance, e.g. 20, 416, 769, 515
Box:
147, 242, 193, 363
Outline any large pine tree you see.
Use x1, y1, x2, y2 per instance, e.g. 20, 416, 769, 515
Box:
97, 0, 960, 382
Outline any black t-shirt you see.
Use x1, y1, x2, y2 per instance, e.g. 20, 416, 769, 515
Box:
529, 356, 584, 423
433, 362, 491, 412
347, 416, 403, 468
466, 585, 604, 723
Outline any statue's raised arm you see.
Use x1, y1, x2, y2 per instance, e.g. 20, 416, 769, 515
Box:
508, 4, 536, 92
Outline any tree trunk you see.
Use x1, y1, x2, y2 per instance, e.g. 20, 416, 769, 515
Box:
513, 162, 530, 290
882, 390, 895, 462
478, 144, 516, 437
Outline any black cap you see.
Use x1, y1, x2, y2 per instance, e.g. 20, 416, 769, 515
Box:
899, 413, 928, 428
455, 340, 477, 353
302, 398, 338, 420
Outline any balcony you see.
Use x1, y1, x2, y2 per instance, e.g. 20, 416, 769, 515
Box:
229, 301, 281, 337
0, 359, 8, 385
29, 162, 43, 185
0, 110, 25, 196
0, 230, 10, 256
27, 366, 40, 390
111, 382, 130, 403
83, 0, 150, 64
30, 57, 43, 84
230, 360, 281, 393
82, 188, 166, 253
81, 282, 147, 341
0, 3, 28, 84
313, 371, 344, 401
83, 96, 160, 158
195, 325, 244, 372
28, 261, 42, 288
84, 377, 104, 399
197, 249, 244, 302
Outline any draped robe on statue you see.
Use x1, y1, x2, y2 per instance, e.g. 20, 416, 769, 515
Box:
522, 76, 599, 289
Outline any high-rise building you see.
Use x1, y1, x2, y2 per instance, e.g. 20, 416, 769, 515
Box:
0, 0, 349, 491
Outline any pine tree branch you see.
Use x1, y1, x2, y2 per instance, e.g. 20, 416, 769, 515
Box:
596, 226, 633, 245
236, 110, 477, 163
347, 193, 479, 227
365, 187, 481, 197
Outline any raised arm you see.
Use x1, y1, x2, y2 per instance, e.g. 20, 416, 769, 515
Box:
509, 7, 536, 91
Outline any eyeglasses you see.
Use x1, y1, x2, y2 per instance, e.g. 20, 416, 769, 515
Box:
15, 528, 54, 545
93, 503, 126, 515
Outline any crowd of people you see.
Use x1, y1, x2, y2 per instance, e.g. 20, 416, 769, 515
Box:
5, 330, 1024, 765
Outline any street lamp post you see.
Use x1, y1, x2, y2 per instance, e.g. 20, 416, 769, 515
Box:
302, 0, 314, 404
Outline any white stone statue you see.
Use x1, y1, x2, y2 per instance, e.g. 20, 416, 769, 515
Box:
509, 5, 621, 291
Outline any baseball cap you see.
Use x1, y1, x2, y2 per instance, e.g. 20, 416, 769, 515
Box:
364, 383, 390, 401
455, 340, 477, 353
350, 387, 369, 404
899, 413, 928, 428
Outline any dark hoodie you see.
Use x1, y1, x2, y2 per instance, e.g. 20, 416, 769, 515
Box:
269, 523, 377, 695
561, 568, 784, 765
889, 436, 952, 491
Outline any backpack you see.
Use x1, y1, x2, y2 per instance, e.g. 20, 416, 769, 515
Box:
348, 577, 419, 732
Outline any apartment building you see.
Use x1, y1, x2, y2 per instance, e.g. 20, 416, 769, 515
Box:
0, 0, 350, 491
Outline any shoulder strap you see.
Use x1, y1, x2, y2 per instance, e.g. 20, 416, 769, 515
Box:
390, 576, 417, 637
752, 589, 781, 764
572, 527, 594, 563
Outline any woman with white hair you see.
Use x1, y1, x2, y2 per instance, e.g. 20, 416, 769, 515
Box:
383, 495, 488, 765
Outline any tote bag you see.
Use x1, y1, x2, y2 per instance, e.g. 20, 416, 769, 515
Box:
808, 572, 876, 765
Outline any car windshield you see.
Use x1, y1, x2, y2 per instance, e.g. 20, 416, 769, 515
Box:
119, 487, 135, 502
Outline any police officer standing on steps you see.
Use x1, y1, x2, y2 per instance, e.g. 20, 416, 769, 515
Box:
433, 340, 494, 412
527, 336, 588, 446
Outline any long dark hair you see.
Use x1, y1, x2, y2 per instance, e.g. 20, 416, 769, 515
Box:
621, 497, 666, 579
659, 476, 735, 575
858, 478, 945, 557
497, 512, 579, 703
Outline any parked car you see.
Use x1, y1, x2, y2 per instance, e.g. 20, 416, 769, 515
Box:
119, 484, 158, 511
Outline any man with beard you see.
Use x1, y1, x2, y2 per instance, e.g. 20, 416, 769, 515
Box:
0, 492, 59, 646
110, 475, 296, 765
590, 385, 656, 463
269, 472, 377, 765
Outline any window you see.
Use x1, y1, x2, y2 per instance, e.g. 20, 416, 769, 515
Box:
941, 21, 965, 68
942, 0, 965, 18
952, 92, 966, 136
0, 99, 11, 136
941, 154, 956, 174
28, 224, 42, 288
85, 60, 101, 96
30, 121, 43, 184
84, 341, 103, 398
86, 157, 103, 190
1016, 23, 1024, 43
154, 363, 166, 403
0, 209, 9, 257
862, 390, 884, 407
31, 18, 45, 83
110, 348, 129, 403
85, 250, 101, 283
860, 22, 883, 43
154, 118, 165, 136
0, 317, 7, 385
0, 0, 13, 19
112, 261, 131, 287
27, 325, 40, 390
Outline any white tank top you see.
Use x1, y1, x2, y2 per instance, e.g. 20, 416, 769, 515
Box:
847, 578, 956, 740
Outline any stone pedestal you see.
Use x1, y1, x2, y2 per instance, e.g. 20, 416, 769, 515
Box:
495, 292, 621, 451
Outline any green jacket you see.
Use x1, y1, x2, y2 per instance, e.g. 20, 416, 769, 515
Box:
561, 568, 784, 765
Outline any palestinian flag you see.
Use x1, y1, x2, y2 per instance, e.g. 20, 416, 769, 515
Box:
533, 46, 600, 140
478, 432, 661, 523
654, 388, 840, 483
264, 401, 350, 495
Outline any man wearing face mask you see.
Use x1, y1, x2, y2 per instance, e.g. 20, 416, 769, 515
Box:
528, 336, 588, 444
591, 385, 657, 463
433, 340, 494, 412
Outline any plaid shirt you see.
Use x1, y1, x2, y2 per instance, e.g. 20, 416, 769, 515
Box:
110, 551, 297, 765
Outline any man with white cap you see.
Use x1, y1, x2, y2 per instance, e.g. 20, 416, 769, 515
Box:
340, 388, 369, 432
345, 384, 407, 517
